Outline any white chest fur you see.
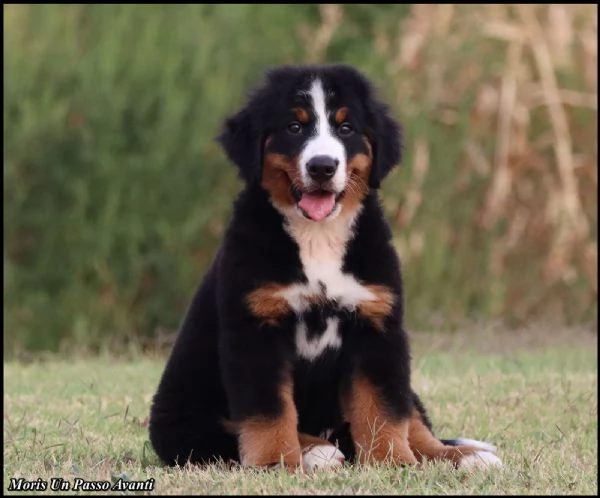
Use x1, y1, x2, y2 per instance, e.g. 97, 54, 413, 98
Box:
295, 318, 342, 361
279, 210, 375, 360
278, 209, 375, 312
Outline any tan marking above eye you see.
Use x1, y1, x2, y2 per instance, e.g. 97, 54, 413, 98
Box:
292, 107, 310, 124
335, 107, 349, 125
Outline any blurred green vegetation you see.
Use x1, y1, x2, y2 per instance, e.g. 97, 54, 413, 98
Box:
4, 4, 597, 354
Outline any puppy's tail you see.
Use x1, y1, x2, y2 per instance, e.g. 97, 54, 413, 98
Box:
440, 437, 497, 454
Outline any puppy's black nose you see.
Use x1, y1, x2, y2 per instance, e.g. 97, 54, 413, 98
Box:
307, 156, 339, 182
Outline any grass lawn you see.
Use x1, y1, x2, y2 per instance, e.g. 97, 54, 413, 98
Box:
4, 324, 598, 495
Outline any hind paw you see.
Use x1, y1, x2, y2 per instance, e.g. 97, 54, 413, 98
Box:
458, 451, 503, 470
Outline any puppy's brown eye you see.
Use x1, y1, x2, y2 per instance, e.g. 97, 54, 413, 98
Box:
287, 122, 303, 135
339, 122, 354, 137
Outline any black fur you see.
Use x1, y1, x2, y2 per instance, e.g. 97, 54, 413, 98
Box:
149, 65, 440, 467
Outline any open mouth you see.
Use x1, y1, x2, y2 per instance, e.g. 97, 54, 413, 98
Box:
291, 186, 343, 222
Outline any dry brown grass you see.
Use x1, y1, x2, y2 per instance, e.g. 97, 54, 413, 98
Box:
4, 5, 596, 354
302, 4, 597, 324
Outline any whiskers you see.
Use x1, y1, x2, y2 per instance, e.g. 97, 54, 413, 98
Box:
344, 172, 370, 200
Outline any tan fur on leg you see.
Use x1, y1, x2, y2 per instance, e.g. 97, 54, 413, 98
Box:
408, 409, 488, 467
238, 380, 301, 469
343, 375, 418, 465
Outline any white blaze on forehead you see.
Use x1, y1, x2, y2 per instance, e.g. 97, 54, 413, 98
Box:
299, 78, 347, 191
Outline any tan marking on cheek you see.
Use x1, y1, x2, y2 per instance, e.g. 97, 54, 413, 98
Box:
246, 283, 292, 327
335, 107, 348, 125
342, 375, 417, 465
348, 151, 372, 178
340, 149, 372, 216
292, 107, 310, 124
356, 284, 395, 331
408, 410, 482, 466
238, 379, 301, 469
262, 153, 301, 210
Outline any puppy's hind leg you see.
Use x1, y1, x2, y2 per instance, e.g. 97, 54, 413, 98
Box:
149, 414, 238, 467
408, 408, 503, 470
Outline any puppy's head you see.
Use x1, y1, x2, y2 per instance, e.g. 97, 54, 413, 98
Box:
218, 64, 401, 221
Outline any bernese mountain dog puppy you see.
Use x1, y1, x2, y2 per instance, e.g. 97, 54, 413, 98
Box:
149, 64, 502, 472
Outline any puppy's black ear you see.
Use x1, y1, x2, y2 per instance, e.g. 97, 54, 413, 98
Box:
367, 100, 402, 189
217, 93, 266, 184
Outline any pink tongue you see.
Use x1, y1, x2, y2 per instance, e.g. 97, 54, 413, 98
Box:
298, 192, 336, 221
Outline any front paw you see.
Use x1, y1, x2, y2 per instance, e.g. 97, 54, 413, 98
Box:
302, 445, 345, 471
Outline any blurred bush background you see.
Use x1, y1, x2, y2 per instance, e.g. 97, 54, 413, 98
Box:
4, 4, 597, 355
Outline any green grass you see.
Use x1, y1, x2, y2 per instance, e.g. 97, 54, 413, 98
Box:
4, 325, 597, 495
